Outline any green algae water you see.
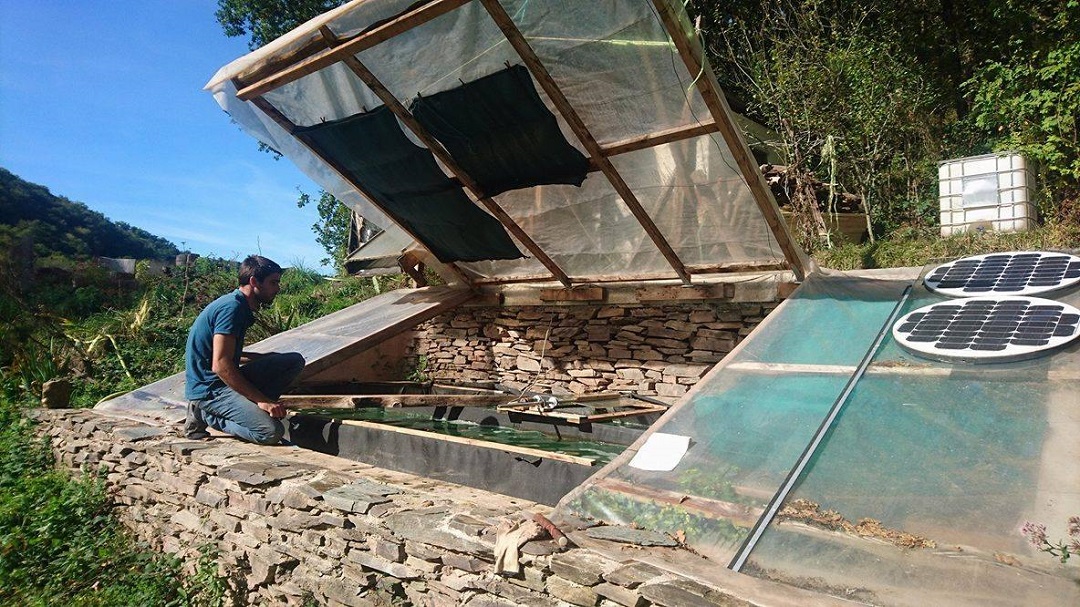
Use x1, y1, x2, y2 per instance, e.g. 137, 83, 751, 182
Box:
295, 407, 627, 464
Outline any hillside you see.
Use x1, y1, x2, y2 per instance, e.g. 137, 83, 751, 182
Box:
0, 167, 179, 260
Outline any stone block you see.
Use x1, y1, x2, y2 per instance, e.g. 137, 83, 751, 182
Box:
170, 509, 203, 532
638, 577, 750, 607
550, 551, 620, 586
369, 537, 405, 563
348, 549, 421, 579
604, 562, 665, 588
547, 576, 600, 606
442, 552, 489, 573
195, 485, 228, 508
595, 582, 648, 607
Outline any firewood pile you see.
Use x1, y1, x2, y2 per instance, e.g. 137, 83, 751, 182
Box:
760, 164, 864, 214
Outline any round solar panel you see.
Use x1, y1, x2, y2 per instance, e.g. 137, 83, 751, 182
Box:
924, 251, 1080, 297
892, 296, 1080, 363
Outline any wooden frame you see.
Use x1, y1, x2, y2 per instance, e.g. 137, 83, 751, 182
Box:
229, 0, 813, 286
318, 26, 574, 288
244, 92, 476, 287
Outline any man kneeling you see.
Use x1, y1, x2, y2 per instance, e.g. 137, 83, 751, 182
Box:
183, 255, 304, 444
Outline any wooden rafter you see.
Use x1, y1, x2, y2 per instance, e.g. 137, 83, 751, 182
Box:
317, 26, 573, 288
600, 120, 720, 158
478, 0, 693, 286
650, 0, 812, 281
242, 88, 475, 287
235, 0, 472, 101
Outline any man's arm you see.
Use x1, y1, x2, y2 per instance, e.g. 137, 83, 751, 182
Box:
211, 334, 286, 419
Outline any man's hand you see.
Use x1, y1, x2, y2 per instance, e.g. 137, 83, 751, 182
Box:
258, 401, 287, 419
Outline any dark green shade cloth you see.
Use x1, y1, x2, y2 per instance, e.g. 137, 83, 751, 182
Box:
296, 106, 522, 263
411, 65, 589, 197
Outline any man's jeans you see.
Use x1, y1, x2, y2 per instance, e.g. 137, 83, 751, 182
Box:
194, 352, 304, 445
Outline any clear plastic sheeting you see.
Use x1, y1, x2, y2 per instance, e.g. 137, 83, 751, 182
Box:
745, 281, 1080, 606
557, 267, 1080, 605
204, 0, 790, 284
558, 269, 917, 563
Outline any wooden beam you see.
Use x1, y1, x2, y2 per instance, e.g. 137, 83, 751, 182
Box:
650, 0, 811, 281
354, 394, 513, 408
479, 0, 692, 286
600, 121, 720, 158
635, 283, 734, 302
317, 27, 574, 289
243, 90, 475, 289
335, 418, 597, 466
235, 0, 472, 100
538, 287, 605, 302
596, 477, 762, 528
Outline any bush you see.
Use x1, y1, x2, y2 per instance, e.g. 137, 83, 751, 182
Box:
0, 401, 185, 605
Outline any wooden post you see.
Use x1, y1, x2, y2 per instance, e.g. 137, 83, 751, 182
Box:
649, 0, 812, 281
479, 0, 693, 286
318, 27, 574, 288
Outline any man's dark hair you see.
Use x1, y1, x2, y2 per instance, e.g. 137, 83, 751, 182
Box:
239, 255, 283, 286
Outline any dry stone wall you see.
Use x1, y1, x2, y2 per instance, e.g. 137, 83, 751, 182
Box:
31, 409, 839, 607
413, 302, 776, 397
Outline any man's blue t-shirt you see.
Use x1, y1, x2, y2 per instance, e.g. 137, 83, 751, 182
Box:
185, 289, 254, 400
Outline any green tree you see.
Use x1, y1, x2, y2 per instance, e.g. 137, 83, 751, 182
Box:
215, 0, 347, 50
297, 189, 351, 270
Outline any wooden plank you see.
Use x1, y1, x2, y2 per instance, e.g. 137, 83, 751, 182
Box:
538, 287, 605, 302
575, 405, 667, 423
479, 0, 692, 286
318, 27, 573, 288
247, 287, 476, 379
280, 395, 358, 409
236, 0, 472, 100
600, 121, 720, 157
635, 284, 734, 302
650, 0, 812, 281
352, 394, 513, 408
467, 261, 788, 286
244, 91, 475, 288
335, 418, 596, 466
596, 477, 762, 528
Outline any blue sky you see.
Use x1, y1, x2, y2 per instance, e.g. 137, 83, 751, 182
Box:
0, 1, 330, 271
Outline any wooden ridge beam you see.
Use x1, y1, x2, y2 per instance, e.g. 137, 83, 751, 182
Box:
650, 0, 811, 281
243, 90, 475, 288
236, 0, 471, 101
479, 0, 693, 286
318, 26, 573, 289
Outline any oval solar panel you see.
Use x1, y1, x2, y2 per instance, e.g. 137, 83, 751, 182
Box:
924, 251, 1080, 297
892, 295, 1080, 363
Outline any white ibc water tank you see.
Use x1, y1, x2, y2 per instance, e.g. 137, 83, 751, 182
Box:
939, 152, 1036, 236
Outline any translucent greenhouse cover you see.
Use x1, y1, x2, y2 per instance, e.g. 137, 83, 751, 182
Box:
558, 267, 1080, 606
204, 0, 788, 283
95, 287, 471, 425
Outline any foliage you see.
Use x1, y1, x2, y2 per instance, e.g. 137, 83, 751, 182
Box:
297, 189, 352, 271
1021, 518, 1080, 564
0, 168, 179, 260
215, 0, 347, 50
814, 221, 1080, 271
704, 0, 947, 243
0, 401, 186, 605
964, 1, 1080, 219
